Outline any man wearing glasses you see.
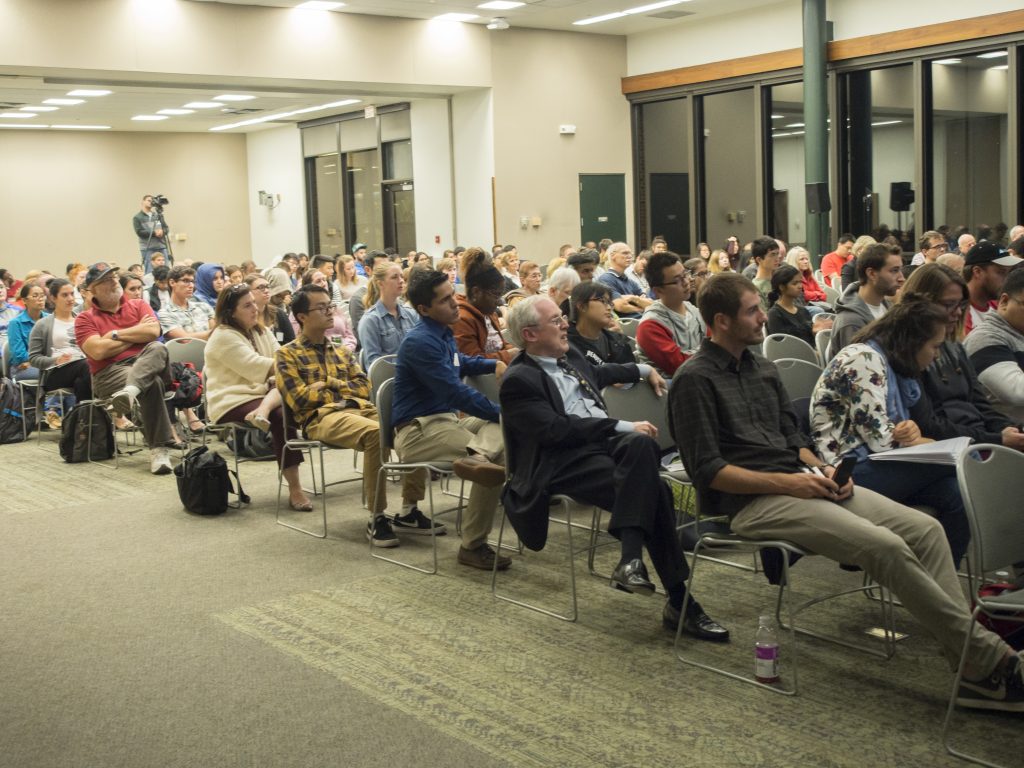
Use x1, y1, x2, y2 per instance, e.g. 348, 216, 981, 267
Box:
158, 266, 216, 341
910, 230, 949, 267
636, 252, 707, 377
276, 284, 433, 548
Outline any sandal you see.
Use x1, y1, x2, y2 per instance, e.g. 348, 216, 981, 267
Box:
245, 412, 272, 432
289, 498, 314, 512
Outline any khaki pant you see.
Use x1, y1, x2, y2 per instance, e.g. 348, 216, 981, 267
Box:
304, 402, 416, 516
731, 487, 1009, 679
394, 413, 504, 548
91, 342, 174, 449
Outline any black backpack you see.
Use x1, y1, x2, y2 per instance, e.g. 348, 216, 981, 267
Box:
0, 377, 30, 444
226, 427, 276, 461
59, 402, 115, 462
174, 445, 249, 515
169, 362, 203, 409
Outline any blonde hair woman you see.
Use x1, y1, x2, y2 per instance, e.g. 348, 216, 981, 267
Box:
708, 249, 734, 274
358, 261, 419, 367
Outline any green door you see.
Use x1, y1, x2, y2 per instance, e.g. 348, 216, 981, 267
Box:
579, 174, 626, 245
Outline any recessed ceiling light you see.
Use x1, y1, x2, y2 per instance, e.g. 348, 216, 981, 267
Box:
933, 58, 962, 65
51, 125, 111, 130
977, 51, 1008, 59
214, 95, 256, 102
210, 98, 360, 131
157, 108, 195, 115
871, 120, 902, 126
574, 0, 687, 25
478, 1, 525, 9
20, 106, 59, 112
294, 1, 344, 9
0, 123, 46, 129
0, 112, 33, 119
67, 89, 112, 97
43, 98, 84, 105
132, 115, 169, 121
184, 102, 222, 109
433, 13, 478, 22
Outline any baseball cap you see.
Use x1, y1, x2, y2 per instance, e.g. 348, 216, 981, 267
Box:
82, 262, 120, 288
351, 243, 367, 253
965, 240, 1023, 268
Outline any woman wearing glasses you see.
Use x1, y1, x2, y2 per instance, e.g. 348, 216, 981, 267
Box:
567, 282, 635, 366
205, 283, 311, 510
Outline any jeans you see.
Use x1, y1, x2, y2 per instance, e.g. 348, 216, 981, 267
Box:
14, 366, 66, 413
852, 458, 970, 567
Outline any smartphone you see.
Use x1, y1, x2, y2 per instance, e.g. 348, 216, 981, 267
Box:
831, 455, 858, 489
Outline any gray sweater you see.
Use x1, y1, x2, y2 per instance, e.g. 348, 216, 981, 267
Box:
28, 314, 82, 371
827, 281, 890, 359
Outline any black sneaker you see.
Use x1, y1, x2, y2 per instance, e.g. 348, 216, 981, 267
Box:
957, 653, 1024, 713
391, 507, 447, 536
367, 516, 399, 548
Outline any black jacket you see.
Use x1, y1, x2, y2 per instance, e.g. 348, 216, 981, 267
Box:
499, 348, 638, 550
567, 323, 635, 367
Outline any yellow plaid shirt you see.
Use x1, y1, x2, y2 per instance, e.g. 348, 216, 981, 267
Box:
275, 333, 371, 426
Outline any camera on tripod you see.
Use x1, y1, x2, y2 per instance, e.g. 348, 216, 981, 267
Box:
150, 194, 169, 211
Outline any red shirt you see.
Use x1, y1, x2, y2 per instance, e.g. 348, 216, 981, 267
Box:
800, 270, 827, 303
75, 296, 158, 374
819, 251, 850, 287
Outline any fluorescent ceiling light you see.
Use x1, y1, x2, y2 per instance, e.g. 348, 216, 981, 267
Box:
478, 1, 524, 9
575, 0, 686, 25
157, 108, 195, 115
67, 89, 112, 96
771, 114, 783, 119
433, 13, 478, 21
132, 115, 168, 121
990, 64, 1009, 71
43, 98, 84, 105
214, 94, 255, 102
933, 58, 962, 65
0, 112, 33, 118
20, 106, 59, 112
210, 98, 360, 131
785, 122, 804, 128
871, 119, 902, 126
977, 51, 1007, 59
51, 124, 111, 130
0, 123, 45, 129
184, 101, 222, 109
294, 1, 345, 9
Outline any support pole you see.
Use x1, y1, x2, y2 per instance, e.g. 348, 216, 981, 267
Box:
803, 0, 829, 263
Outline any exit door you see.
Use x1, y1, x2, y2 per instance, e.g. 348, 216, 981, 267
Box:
579, 174, 626, 245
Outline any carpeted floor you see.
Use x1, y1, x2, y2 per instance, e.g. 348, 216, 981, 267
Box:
1, 435, 1021, 767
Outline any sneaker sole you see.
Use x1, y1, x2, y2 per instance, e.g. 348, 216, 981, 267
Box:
956, 695, 1024, 713
367, 532, 400, 548
458, 556, 511, 571
393, 524, 447, 536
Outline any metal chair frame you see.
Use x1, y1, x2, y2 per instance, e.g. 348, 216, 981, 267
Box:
772, 358, 824, 401
762, 334, 819, 366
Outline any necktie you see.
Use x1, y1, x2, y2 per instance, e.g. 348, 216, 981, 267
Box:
557, 356, 607, 412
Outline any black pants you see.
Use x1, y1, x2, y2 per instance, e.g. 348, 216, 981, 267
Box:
40, 359, 92, 403
548, 431, 689, 591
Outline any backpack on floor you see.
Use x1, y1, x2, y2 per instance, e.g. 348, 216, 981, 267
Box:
0, 376, 30, 444
59, 402, 115, 462
226, 427, 276, 461
169, 362, 203, 409
174, 445, 249, 516
976, 583, 1024, 651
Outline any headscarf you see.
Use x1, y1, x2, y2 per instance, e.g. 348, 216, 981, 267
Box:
194, 263, 224, 306
264, 268, 292, 299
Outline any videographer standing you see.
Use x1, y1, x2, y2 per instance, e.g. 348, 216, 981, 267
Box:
132, 194, 169, 274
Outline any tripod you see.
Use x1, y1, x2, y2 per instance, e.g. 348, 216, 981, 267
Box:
142, 205, 173, 269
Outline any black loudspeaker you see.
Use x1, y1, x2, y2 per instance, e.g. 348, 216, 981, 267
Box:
805, 182, 831, 214
890, 181, 914, 212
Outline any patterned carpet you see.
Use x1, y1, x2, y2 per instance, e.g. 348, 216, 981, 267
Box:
217, 541, 1023, 768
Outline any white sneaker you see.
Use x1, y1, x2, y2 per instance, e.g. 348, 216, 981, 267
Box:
150, 447, 173, 475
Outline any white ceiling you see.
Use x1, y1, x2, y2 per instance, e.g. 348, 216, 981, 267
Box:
0, 0, 776, 134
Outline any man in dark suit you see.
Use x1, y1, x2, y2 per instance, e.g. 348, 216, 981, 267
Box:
499, 295, 728, 640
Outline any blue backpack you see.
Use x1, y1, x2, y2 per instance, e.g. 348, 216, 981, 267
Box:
0, 377, 29, 444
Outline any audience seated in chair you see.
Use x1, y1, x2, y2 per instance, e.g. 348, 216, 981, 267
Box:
75, 262, 178, 475
501, 295, 727, 640
965, 267, 1024, 424
296, 268, 357, 352
828, 243, 903, 359
275, 284, 434, 548
635, 251, 705, 377
452, 248, 518, 365
28, 278, 90, 429
595, 242, 651, 319
567, 282, 635, 367
357, 261, 418, 368
204, 283, 310, 511
765, 265, 830, 348
671, 272, 1024, 713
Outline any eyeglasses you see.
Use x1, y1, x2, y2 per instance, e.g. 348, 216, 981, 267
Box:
528, 315, 567, 329
928, 243, 949, 253
589, 297, 614, 307
656, 275, 691, 287
251, 283, 270, 291
174, 278, 196, 285
939, 299, 968, 312
308, 303, 336, 314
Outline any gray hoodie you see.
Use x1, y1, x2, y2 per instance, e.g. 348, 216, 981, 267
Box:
635, 299, 705, 374
827, 281, 890, 359
964, 310, 1024, 421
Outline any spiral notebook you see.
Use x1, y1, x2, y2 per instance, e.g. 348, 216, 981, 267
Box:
868, 436, 973, 466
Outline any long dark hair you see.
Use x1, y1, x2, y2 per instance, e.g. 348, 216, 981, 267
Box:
569, 281, 612, 323
767, 264, 800, 307
214, 283, 256, 339
851, 295, 948, 377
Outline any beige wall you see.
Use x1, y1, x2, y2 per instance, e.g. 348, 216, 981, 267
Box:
490, 28, 632, 264
0, 131, 250, 277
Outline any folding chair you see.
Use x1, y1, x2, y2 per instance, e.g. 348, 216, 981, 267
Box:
814, 328, 833, 366
617, 318, 639, 338
370, 378, 464, 574
942, 444, 1024, 767
773, 358, 823, 401
198, 374, 255, 510
823, 284, 840, 307
762, 334, 819, 366
366, 354, 397, 404
30, 367, 74, 447
164, 337, 207, 371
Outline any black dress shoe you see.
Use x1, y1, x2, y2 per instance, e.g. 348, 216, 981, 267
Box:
610, 558, 656, 596
663, 600, 731, 642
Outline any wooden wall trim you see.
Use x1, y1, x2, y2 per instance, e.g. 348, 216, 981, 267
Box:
622, 9, 1024, 95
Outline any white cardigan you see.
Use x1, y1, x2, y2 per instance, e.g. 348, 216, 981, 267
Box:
204, 325, 279, 424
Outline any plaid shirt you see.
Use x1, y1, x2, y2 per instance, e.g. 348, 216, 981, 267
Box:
275, 333, 370, 427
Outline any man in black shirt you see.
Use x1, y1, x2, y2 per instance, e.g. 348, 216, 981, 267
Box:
670, 272, 1024, 712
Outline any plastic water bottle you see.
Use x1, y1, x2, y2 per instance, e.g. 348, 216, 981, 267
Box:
754, 614, 780, 683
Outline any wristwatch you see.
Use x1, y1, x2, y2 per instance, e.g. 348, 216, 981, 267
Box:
111, 331, 119, 341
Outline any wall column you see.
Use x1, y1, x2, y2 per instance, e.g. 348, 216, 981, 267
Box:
803, 0, 829, 261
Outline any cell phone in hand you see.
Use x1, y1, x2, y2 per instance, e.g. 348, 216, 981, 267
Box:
831, 455, 857, 489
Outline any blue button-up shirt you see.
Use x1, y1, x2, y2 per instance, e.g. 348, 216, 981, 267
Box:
391, 316, 499, 428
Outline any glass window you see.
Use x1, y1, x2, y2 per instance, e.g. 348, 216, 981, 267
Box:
383, 140, 413, 181
639, 98, 690, 253
701, 88, 758, 251
345, 149, 383, 250
311, 153, 345, 255
767, 82, 809, 247
839, 64, 916, 249
929, 50, 1009, 248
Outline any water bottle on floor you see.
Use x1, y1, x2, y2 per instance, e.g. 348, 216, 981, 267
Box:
754, 614, 780, 683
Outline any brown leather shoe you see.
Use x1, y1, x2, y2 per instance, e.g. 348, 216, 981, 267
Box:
453, 455, 505, 487
458, 544, 511, 571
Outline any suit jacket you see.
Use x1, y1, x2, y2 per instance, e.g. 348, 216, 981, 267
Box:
499, 347, 639, 550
